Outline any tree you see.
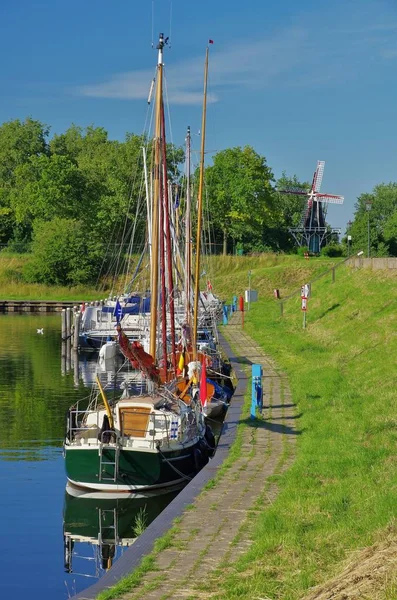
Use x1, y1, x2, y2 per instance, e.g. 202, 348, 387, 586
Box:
349, 183, 397, 256
0, 118, 49, 245
10, 154, 86, 233
266, 172, 309, 252
205, 146, 274, 254
24, 218, 102, 285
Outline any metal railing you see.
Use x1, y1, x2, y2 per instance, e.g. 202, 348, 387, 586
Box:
66, 404, 199, 449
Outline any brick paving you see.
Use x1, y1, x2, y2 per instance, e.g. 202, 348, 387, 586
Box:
109, 313, 298, 600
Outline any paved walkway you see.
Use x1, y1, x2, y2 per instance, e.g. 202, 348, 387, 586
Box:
108, 313, 298, 600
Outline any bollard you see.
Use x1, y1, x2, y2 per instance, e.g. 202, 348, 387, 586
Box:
66, 338, 71, 373
66, 307, 72, 339
72, 350, 79, 387
61, 309, 67, 340
223, 305, 228, 325
61, 341, 66, 375
251, 364, 263, 419
73, 312, 81, 351
239, 295, 244, 329
232, 295, 237, 312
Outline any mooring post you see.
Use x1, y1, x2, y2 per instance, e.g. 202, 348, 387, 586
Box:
66, 307, 72, 339
61, 341, 66, 376
66, 338, 71, 373
61, 309, 67, 340
73, 311, 81, 351
251, 364, 263, 419
72, 351, 79, 387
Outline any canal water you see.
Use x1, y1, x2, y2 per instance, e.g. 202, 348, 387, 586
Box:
0, 314, 183, 599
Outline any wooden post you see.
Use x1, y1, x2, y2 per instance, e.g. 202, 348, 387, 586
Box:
66, 307, 72, 339
61, 309, 67, 340
73, 312, 81, 350
73, 351, 79, 387
66, 338, 71, 373
61, 341, 66, 376
332, 267, 335, 283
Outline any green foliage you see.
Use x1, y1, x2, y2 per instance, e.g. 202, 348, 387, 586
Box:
205, 146, 274, 253
2, 114, 397, 286
0, 118, 49, 244
274, 172, 308, 222
320, 242, 343, 257
23, 218, 102, 285
349, 183, 397, 256
297, 245, 309, 256
10, 154, 85, 227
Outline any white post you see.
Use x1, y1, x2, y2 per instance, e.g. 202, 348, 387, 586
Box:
248, 270, 252, 311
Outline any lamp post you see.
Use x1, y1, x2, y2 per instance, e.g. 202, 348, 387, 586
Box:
365, 201, 372, 258
347, 220, 352, 257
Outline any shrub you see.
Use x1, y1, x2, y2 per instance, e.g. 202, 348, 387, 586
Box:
23, 218, 102, 285
320, 243, 344, 257
297, 246, 310, 256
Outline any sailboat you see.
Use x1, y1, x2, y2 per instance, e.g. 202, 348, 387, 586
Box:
64, 34, 216, 492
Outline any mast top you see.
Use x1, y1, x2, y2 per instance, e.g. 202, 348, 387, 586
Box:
156, 33, 169, 65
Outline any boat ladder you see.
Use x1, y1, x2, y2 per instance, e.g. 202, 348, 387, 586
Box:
98, 508, 118, 570
98, 437, 120, 482
98, 508, 118, 546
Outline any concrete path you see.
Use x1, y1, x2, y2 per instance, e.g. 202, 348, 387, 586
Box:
111, 313, 298, 600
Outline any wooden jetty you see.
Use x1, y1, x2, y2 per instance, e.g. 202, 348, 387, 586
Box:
0, 300, 82, 313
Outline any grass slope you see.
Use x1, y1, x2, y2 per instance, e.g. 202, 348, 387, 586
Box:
0, 253, 102, 300
0, 252, 336, 301
212, 263, 396, 599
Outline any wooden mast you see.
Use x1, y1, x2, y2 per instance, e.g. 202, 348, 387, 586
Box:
149, 33, 165, 360
193, 45, 209, 360
161, 101, 177, 374
185, 126, 192, 326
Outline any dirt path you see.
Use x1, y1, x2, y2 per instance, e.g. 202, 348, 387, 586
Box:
113, 313, 297, 600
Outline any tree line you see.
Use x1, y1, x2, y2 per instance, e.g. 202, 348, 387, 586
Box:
0, 118, 396, 286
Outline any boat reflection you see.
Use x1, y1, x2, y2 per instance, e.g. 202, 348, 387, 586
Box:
63, 483, 182, 580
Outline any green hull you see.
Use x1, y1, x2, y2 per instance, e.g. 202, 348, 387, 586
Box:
64, 441, 207, 491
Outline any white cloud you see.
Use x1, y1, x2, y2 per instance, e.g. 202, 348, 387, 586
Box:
78, 28, 308, 105
77, 10, 397, 106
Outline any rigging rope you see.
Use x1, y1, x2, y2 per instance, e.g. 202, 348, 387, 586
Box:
151, 0, 154, 48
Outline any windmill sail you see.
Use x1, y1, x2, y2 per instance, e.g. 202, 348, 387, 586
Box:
278, 160, 344, 253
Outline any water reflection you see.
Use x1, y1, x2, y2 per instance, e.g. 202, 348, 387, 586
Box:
63, 483, 181, 583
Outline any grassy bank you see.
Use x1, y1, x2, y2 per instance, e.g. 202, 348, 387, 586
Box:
0, 253, 103, 300
208, 263, 396, 599
0, 251, 337, 302
91, 257, 396, 600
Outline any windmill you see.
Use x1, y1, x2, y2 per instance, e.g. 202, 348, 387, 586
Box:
279, 160, 344, 253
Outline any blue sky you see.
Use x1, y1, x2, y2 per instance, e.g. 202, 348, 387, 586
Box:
1, 0, 397, 232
